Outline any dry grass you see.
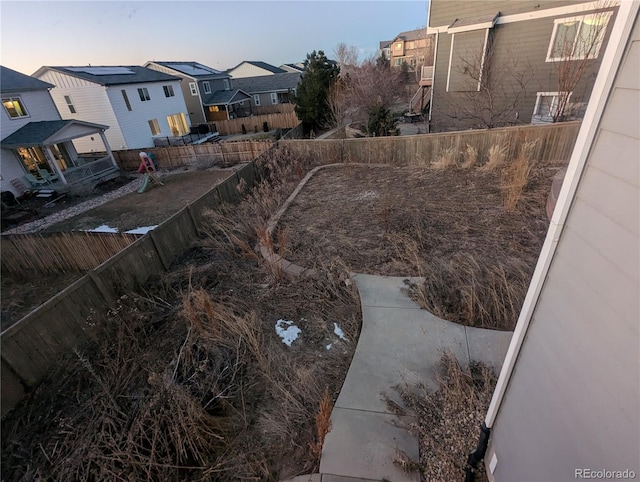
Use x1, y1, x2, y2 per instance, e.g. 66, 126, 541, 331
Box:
501, 140, 537, 211
461, 144, 479, 169
393, 352, 497, 481
431, 147, 457, 170
1, 147, 361, 481
482, 144, 508, 171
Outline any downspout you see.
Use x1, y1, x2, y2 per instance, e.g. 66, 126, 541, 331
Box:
464, 2, 639, 480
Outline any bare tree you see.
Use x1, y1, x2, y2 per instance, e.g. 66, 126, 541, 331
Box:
549, 6, 614, 121
327, 76, 348, 137
333, 43, 359, 73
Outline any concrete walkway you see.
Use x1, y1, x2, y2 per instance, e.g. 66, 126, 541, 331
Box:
316, 273, 513, 482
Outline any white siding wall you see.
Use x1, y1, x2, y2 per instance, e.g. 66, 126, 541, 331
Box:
106, 79, 187, 149
487, 14, 640, 481
36, 70, 125, 152
1, 89, 61, 140
0, 149, 29, 195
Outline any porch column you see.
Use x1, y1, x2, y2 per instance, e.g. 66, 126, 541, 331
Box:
44, 145, 67, 184
99, 130, 119, 169
226, 105, 230, 120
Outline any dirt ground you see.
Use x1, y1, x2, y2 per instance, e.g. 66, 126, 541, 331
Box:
43, 168, 238, 233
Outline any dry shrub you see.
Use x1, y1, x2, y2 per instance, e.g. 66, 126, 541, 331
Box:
309, 387, 333, 458
482, 144, 508, 171
432, 147, 457, 170
461, 144, 478, 169
501, 140, 537, 211
409, 253, 529, 330
395, 352, 497, 481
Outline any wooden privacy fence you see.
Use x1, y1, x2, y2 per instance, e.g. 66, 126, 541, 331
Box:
113, 140, 274, 171
2, 232, 139, 275
280, 121, 581, 166
208, 111, 299, 136
0, 156, 268, 417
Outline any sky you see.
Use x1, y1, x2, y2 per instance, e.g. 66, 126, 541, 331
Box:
1, 0, 428, 76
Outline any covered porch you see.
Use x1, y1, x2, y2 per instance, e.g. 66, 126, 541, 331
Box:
202, 89, 252, 121
1, 120, 120, 193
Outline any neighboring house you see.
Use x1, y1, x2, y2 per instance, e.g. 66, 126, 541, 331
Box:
1, 66, 119, 196
387, 28, 435, 71
231, 72, 301, 110
227, 61, 286, 78
481, 4, 639, 480
379, 40, 392, 60
145, 61, 251, 123
427, 0, 619, 131
32, 66, 188, 151
279, 63, 305, 74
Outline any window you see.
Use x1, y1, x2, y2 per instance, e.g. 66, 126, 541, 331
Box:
2, 97, 28, 118
189, 82, 198, 96
203, 81, 211, 94
532, 91, 571, 123
163, 85, 175, 97
121, 90, 132, 111
64, 95, 76, 114
270, 93, 278, 105
394, 58, 403, 66
148, 119, 161, 135
254, 94, 261, 106
395, 42, 402, 50
138, 87, 150, 101
223, 79, 230, 91
408, 41, 415, 49
167, 113, 189, 136
546, 12, 612, 61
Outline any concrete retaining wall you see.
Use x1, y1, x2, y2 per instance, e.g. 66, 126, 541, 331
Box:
1, 161, 260, 417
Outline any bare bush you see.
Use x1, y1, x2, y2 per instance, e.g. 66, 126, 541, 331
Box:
482, 144, 508, 171
432, 147, 457, 170
501, 140, 537, 210
461, 144, 478, 169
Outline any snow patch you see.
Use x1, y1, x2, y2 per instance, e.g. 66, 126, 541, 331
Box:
355, 190, 379, 201
333, 323, 347, 341
88, 224, 119, 233
125, 225, 158, 235
325, 343, 333, 350
275, 319, 302, 346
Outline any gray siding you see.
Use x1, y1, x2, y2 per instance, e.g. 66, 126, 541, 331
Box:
429, 0, 583, 27
431, 6, 617, 130
487, 13, 640, 481
448, 30, 486, 92
1, 89, 61, 140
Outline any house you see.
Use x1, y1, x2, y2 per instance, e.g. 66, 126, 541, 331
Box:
426, 0, 619, 131
378, 40, 392, 61
386, 28, 435, 72
1, 66, 119, 196
227, 61, 286, 78
279, 63, 305, 74
32, 65, 189, 150
479, 3, 639, 480
145, 61, 251, 123
231, 72, 301, 110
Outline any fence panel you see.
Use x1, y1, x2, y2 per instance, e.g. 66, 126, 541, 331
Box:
209, 112, 299, 136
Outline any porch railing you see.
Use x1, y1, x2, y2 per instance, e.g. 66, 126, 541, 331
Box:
64, 156, 117, 185
421, 66, 433, 82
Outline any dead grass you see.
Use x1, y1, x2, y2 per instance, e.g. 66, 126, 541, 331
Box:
1, 147, 361, 481
461, 144, 479, 169
501, 140, 537, 211
431, 147, 457, 170
393, 352, 497, 481
482, 144, 508, 171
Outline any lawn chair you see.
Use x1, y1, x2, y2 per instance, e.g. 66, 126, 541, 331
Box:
10, 178, 28, 197
37, 169, 58, 184
24, 172, 47, 187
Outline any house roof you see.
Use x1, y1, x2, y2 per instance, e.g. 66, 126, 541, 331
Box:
1, 120, 109, 148
379, 40, 392, 49
392, 28, 428, 42
201, 89, 251, 106
229, 61, 286, 74
34, 66, 180, 86
231, 73, 301, 94
1, 65, 53, 93
147, 61, 230, 79
279, 63, 305, 73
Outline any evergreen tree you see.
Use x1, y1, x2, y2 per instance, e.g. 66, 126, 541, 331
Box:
293, 50, 340, 133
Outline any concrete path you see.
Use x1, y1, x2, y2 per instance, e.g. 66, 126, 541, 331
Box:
317, 273, 512, 482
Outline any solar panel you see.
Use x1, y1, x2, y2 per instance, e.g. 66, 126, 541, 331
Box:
67, 67, 135, 75
170, 63, 220, 76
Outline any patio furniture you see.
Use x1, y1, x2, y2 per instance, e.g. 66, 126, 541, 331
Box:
10, 178, 28, 196
24, 173, 47, 187
38, 169, 58, 184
